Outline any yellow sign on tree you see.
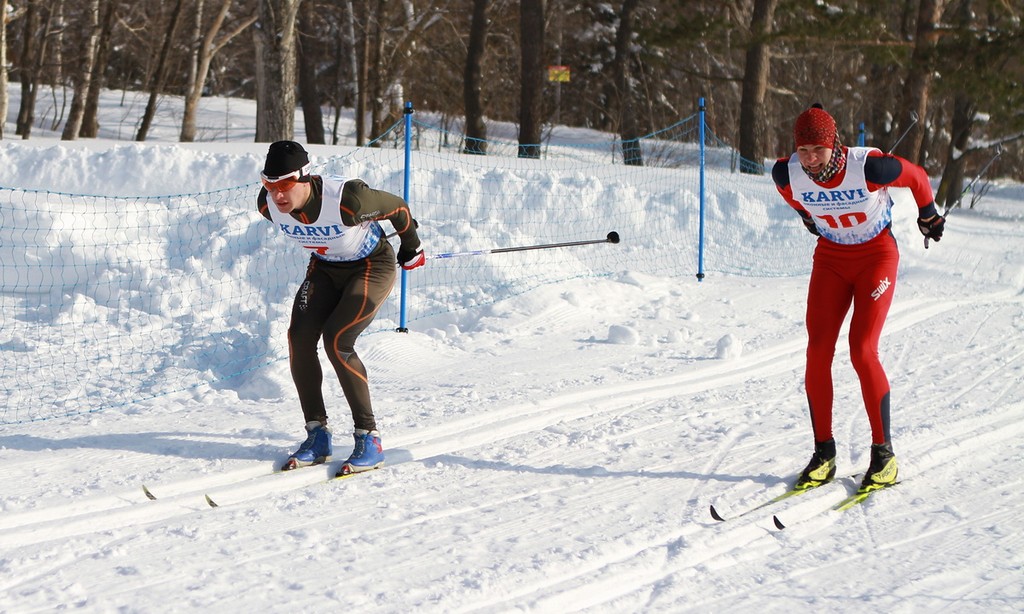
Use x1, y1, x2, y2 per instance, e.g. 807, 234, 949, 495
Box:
548, 65, 571, 83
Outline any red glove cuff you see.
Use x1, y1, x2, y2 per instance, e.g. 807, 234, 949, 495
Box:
400, 249, 425, 270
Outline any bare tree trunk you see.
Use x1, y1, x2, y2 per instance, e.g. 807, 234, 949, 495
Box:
0, 0, 9, 139
180, 0, 256, 142
81, 0, 117, 138
297, 7, 325, 144
253, 0, 302, 142
181, 0, 206, 140
738, 0, 778, 174
137, 0, 186, 142
359, 1, 439, 144
367, 0, 387, 141
61, 0, 101, 140
16, 0, 52, 139
892, 0, 943, 163
335, 0, 359, 144
612, 0, 642, 166
15, 0, 38, 138
352, 1, 368, 145
934, 0, 979, 211
462, 0, 489, 155
518, 0, 545, 159
935, 94, 976, 210
47, 0, 66, 133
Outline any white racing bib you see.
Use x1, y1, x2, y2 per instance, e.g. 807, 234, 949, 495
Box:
789, 147, 893, 245
267, 175, 382, 261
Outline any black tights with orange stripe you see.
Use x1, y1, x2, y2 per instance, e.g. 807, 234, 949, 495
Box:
287, 241, 396, 431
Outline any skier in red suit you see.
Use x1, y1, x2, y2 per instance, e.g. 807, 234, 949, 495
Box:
771, 104, 946, 491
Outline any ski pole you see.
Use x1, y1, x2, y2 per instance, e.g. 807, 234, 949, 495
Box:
926, 146, 1002, 248
428, 231, 620, 260
943, 145, 1002, 215
887, 112, 918, 155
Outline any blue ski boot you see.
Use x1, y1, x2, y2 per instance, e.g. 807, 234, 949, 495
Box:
282, 421, 333, 471
337, 430, 384, 476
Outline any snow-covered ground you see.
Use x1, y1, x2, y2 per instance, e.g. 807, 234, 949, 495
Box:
1, 88, 1022, 612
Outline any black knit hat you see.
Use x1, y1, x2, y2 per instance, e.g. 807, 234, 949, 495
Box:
262, 141, 310, 177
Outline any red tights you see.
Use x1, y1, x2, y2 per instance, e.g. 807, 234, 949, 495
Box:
804, 230, 899, 445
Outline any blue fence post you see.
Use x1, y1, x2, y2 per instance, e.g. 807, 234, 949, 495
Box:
697, 98, 706, 282
397, 101, 414, 332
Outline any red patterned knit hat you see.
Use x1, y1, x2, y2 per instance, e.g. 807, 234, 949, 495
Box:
794, 104, 837, 148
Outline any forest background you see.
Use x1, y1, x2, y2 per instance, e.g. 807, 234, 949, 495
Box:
1, 0, 1022, 209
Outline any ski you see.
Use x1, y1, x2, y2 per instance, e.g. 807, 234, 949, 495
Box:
832, 481, 900, 512
142, 460, 384, 508
709, 480, 836, 522
141, 462, 321, 505
772, 481, 899, 529
202, 465, 376, 508
279, 456, 331, 472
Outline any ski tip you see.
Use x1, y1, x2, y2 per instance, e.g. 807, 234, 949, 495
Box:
709, 504, 726, 522
772, 515, 786, 530
205, 494, 219, 508
334, 463, 384, 479
142, 485, 157, 501
335, 464, 365, 479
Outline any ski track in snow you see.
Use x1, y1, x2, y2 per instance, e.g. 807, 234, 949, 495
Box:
2, 290, 1022, 611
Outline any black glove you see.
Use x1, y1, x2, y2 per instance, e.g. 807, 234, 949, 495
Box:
917, 215, 945, 242
397, 247, 425, 270
798, 211, 820, 236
